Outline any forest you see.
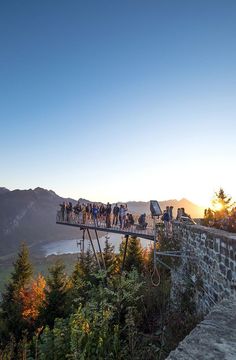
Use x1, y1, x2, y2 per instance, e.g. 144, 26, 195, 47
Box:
0, 231, 199, 359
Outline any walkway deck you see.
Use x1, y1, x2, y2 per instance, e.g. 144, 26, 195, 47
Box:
56, 212, 155, 240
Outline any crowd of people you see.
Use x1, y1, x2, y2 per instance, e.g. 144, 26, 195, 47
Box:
58, 201, 194, 235
59, 201, 148, 230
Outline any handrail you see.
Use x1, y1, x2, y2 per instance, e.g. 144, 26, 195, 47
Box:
56, 210, 155, 238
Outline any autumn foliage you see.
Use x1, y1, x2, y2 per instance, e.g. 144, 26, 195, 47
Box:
19, 274, 46, 322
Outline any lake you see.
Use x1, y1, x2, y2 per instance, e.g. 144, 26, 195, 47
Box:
41, 234, 151, 257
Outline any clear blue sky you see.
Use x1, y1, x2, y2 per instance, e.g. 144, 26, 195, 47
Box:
1, 0, 236, 206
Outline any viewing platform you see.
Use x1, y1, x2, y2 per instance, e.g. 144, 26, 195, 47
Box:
56, 211, 155, 241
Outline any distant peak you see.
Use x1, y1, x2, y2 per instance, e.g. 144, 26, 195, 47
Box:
179, 198, 194, 204
0, 187, 10, 194
34, 187, 46, 192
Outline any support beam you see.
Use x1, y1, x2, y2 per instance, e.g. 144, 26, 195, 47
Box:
94, 228, 106, 270
87, 228, 102, 270
153, 218, 157, 268
121, 235, 129, 273
82, 229, 85, 254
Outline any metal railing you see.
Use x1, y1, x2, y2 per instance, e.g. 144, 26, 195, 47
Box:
56, 210, 155, 238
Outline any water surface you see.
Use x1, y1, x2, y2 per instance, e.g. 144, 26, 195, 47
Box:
41, 233, 151, 256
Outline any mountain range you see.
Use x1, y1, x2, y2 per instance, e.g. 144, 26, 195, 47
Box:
0, 187, 204, 257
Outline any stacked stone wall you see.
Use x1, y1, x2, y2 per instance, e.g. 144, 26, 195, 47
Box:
166, 298, 236, 359
172, 223, 236, 314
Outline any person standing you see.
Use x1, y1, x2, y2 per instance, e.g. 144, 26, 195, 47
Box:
112, 204, 119, 225
176, 208, 181, 220
162, 210, 170, 235
65, 202, 71, 222
119, 205, 124, 229
81, 203, 86, 224
92, 203, 99, 227
59, 202, 66, 221
106, 202, 112, 228
86, 203, 90, 220
119, 204, 128, 229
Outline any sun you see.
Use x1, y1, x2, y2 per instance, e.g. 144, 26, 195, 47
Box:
214, 203, 223, 211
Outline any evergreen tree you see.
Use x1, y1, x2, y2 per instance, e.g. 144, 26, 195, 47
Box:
71, 248, 97, 286
204, 188, 235, 226
103, 238, 117, 276
75, 248, 97, 281
41, 261, 70, 329
120, 236, 144, 273
0, 243, 33, 343
212, 188, 234, 214
70, 248, 98, 307
11, 243, 33, 289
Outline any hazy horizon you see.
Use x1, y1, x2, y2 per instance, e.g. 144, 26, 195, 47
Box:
1, 185, 205, 211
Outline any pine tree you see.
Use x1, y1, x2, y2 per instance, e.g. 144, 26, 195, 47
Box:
70, 248, 97, 307
120, 236, 144, 273
103, 238, 117, 276
41, 261, 70, 329
0, 243, 33, 343
212, 188, 233, 213
71, 248, 97, 286
11, 243, 33, 289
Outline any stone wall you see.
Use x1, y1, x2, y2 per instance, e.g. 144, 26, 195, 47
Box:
166, 298, 236, 359
171, 223, 236, 314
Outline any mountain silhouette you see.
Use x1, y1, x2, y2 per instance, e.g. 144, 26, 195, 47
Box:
0, 187, 10, 195
125, 198, 203, 218
0, 187, 203, 257
0, 187, 80, 256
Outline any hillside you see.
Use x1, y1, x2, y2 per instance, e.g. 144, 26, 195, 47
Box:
0, 187, 203, 257
0, 187, 81, 257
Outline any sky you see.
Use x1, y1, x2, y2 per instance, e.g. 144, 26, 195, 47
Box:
0, 0, 236, 208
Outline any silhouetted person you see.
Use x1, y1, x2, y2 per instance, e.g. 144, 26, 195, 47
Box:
92, 203, 99, 226
60, 202, 66, 221
112, 204, 119, 225
66, 202, 73, 222
138, 213, 147, 229
176, 208, 181, 220
106, 202, 112, 228
162, 210, 170, 233
126, 213, 134, 228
